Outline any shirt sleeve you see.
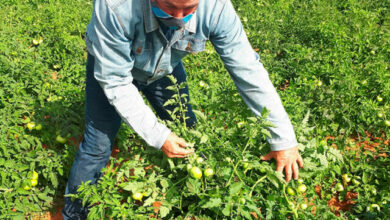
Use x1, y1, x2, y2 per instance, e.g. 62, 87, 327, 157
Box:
85, 0, 171, 149
209, 0, 298, 151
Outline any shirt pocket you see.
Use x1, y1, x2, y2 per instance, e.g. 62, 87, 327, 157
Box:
171, 36, 206, 55
132, 40, 152, 69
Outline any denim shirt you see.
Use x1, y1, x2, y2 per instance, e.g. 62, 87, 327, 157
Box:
85, 0, 298, 151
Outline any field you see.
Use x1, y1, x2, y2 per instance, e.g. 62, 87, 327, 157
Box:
0, 0, 389, 219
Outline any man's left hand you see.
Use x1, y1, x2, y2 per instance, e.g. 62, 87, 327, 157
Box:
261, 146, 303, 182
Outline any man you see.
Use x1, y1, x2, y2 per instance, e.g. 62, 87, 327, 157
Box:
63, 0, 304, 218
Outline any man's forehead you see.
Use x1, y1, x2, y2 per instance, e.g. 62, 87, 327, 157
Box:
160, 0, 199, 9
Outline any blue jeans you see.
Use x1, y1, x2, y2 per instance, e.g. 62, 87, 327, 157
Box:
62, 54, 196, 219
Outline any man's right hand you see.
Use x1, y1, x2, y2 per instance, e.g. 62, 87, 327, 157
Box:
161, 133, 194, 158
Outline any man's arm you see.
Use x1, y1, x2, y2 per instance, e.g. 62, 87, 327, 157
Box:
86, 0, 192, 157
209, 0, 303, 181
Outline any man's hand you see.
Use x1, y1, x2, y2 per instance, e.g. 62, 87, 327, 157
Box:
161, 133, 194, 158
261, 146, 303, 182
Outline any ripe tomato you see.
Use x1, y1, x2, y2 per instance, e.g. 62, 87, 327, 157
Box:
297, 184, 307, 193
32, 171, 39, 180
56, 135, 67, 144
132, 192, 143, 201
31, 179, 38, 187
190, 167, 202, 179
204, 168, 214, 177
335, 183, 344, 192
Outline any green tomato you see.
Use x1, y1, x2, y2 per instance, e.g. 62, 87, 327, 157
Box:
368, 204, 380, 212
31, 179, 38, 187
56, 135, 67, 144
297, 184, 307, 193
190, 167, 202, 179
186, 164, 193, 172
23, 184, 31, 191
287, 187, 295, 196
352, 178, 360, 186
377, 112, 384, 118
385, 120, 390, 127
26, 122, 36, 131
335, 183, 344, 192
376, 96, 383, 102
34, 124, 42, 131
196, 157, 204, 164
132, 192, 143, 201
297, 178, 304, 184
226, 157, 232, 163
204, 168, 214, 177
342, 174, 351, 183
239, 197, 246, 205
242, 159, 249, 169
300, 203, 308, 210
31, 171, 39, 180
317, 80, 323, 87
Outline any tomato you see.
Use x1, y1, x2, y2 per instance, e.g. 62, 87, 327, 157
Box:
204, 168, 214, 177
371, 188, 377, 195
23, 185, 31, 191
132, 192, 143, 201
288, 201, 295, 209
385, 120, 390, 127
317, 80, 323, 87
300, 203, 308, 210
31, 179, 38, 187
297, 184, 307, 193
56, 135, 67, 144
186, 164, 192, 172
352, 178, 360, 186
242, 159, 249, 169
377, 112, 384, 118
342, 174, 351, 183
196, 157, 204, 164
34, 124, 42, 131
190, 167, 202, 179
32, 171, 39, 180
297, 178, 304, 184
335, 183, 344, 192
368, 204, 380, 212
239, 198, 246, 205
226, 157, 232, 163
26, 122, 36, 131
287, 187, 295, 196
376, 96, 383, 102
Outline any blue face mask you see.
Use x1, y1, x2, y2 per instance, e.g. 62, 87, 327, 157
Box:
151, 0, 194, 30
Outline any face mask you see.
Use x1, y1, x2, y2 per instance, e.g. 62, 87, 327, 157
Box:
151, 0, 194, 30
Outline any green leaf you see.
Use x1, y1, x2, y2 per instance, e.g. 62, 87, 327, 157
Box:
159, 206, 170, 218
229, 182, 243, 196
201, 198, 222, 208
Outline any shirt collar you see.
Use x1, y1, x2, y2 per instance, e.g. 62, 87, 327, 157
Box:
142, 0, 197, 34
